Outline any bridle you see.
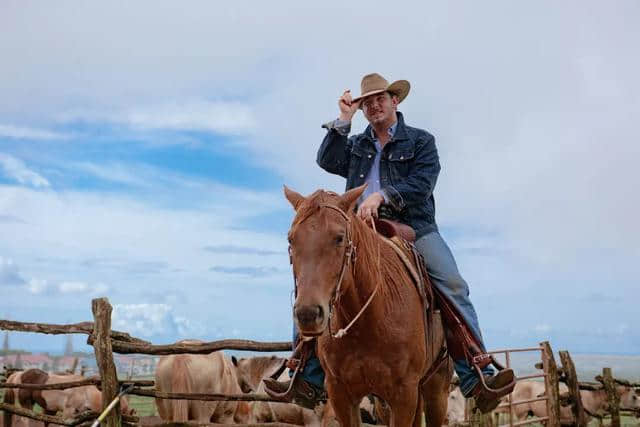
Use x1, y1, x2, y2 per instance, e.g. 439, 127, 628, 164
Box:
289, 202, 380, 339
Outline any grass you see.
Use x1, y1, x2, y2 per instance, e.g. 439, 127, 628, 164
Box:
127, 394, 157, 417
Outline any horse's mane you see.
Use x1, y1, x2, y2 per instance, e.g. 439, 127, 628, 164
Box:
291, 190, 415, 311
350, 213, 414, 310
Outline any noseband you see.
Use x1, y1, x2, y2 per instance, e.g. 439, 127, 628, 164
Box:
290, 202, 380, 338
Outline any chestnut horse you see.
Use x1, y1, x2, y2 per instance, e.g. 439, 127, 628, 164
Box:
284, 184, 452, 427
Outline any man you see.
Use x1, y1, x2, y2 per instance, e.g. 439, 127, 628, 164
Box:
265, 73, 514, 412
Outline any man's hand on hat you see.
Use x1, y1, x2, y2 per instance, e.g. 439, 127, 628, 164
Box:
357, 192, 385, 221
338, 90, 360, 122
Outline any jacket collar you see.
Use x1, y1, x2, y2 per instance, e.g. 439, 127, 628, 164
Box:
363, 111, 409, 143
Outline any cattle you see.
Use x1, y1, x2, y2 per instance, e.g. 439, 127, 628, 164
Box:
495, 380, 640, 424
155, 341, 249, 424
2, 369, 133, 427
445, 386, 466, 425
231, 355, 322, 426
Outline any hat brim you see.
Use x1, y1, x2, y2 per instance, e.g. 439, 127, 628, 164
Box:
353, 79, 410, 106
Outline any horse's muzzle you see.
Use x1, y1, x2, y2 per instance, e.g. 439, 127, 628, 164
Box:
295, 304, 325, 331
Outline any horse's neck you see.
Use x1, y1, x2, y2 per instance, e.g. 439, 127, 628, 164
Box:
333, 222, 384, 320
352, 221, 384, 290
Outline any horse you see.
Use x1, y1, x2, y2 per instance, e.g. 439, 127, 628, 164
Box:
284, 184, 452, 427
154, 340, 249, 424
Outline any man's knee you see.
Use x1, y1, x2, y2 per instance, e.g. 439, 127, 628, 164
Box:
439, 274, 469, 298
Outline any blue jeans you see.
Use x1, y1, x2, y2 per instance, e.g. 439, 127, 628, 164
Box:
295, 231, 493, 396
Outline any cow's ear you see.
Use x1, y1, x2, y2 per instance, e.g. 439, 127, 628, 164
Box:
231, 356, 238, 366
284, 185, 305, 211
339, 184, 367, 213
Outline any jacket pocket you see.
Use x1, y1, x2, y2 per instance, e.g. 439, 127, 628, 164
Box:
388, 149, 415, 181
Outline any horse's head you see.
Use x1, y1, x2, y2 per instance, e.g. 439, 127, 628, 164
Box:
284, 184, 367, 337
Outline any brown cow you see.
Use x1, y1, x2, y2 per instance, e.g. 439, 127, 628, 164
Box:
155, 342, 249, 424
4, 368, 133, 427
2, 371, 41, 427
231, 355, 322, 426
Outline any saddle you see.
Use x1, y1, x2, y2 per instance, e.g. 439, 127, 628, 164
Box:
368, 218, 513, 394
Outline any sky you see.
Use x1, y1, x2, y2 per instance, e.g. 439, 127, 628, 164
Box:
0, 1, 639, 355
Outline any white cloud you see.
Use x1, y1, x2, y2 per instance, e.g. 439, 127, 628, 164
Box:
26, 278, 48, 294
58, 101, 256, 135
112, 303, 204, 338
0, 154, 50, 188
534, 324, 552, 333
0, 256, 25, 285
58, 281, 88, 293
0, 181, 289, 300
0, 124, 69, 140
25, 278, 109, 296
72, 162, 149, 187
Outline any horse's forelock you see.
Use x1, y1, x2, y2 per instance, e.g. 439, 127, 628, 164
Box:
291, 190, 341, 229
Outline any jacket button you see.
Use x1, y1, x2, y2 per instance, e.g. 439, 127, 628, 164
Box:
368, 154, 372, 159
400, 156, 404, 160
359, 174, 364, 178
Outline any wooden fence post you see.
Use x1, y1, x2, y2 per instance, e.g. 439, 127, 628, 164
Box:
541, 341, 561, 427
559, 350, 587, 427
92, 298, 121, 427
601, 367, 620, 427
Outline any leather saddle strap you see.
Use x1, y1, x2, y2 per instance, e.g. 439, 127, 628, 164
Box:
379, 236, 437, 367
420, 346, 449, 387
269, 358, 288, 381
379, 236, 426, 305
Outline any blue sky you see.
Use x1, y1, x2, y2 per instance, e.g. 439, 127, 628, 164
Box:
1, 1, 639, 355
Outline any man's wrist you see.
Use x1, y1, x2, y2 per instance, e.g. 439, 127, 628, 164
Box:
338, 113, 354, 122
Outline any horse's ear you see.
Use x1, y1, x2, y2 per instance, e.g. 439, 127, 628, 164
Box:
284, 185, 305, 210
231, 356, 238, 366
339, 184, 367, 212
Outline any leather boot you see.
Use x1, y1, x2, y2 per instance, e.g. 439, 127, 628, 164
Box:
263, 376, 326, 410
472, 368, 516, 413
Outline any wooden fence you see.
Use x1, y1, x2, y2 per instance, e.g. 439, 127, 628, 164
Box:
0, 297, 293, 427
1, 298, 638, 427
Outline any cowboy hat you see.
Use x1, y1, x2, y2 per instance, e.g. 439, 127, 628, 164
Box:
352, 73, 410, 105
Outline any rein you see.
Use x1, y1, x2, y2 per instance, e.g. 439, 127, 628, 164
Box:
290, 203, 380, 339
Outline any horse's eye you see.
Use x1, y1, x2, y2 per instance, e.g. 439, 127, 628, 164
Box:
335, 234, 344, 245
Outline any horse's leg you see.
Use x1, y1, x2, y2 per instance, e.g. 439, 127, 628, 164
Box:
413, 393, 424, 427
327, 388, 360, 427
421, 358, 452, 427
388, 385, 419, 427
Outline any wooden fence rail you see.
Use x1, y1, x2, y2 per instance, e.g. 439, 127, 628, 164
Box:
108, 338, 292, 355
128, 388, 288, 403
0, 378, 154, 390
0, 403, 138, 426
0, 319, 148, 344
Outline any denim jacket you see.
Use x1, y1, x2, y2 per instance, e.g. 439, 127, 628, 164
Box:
317, 111, 440, 239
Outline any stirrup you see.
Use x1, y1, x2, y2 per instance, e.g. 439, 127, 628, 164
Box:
263, 361, 302, 401
472, 355, 516, 396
